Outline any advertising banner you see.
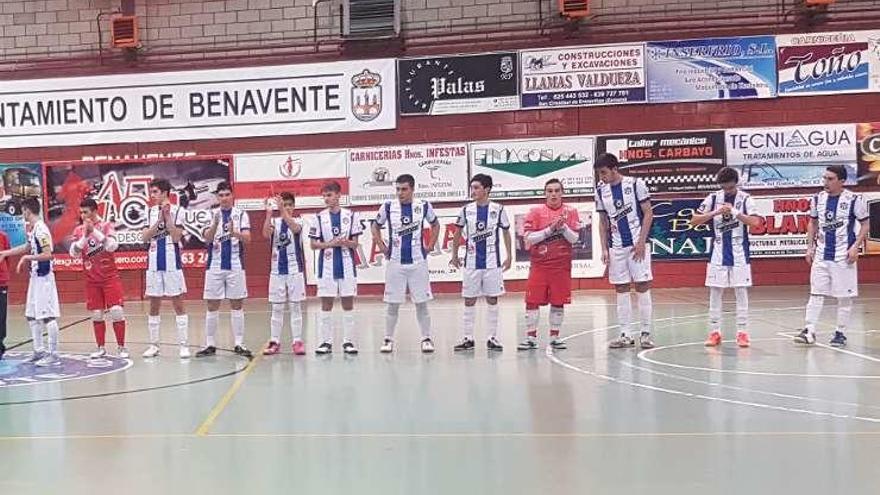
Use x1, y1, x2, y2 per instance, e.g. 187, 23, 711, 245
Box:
648, 199, 713, 260
44, 156, 232, 270
0, 59, 397, 149
0, 163, 43, 248
347, 143, 470, 206
233, 150, 349, 209
469, 136, 595, 199
596, 130, 726, 193
398, 53, 519, 115
520, 44, 647, 108
646, 35, 777, 103
777, 30, 880, 96
726, 124, 858, 189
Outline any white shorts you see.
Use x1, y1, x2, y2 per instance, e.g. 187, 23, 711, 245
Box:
462, 267, 505, 299
384, 261, 433, 304
25, 273, 60, 320
145, 270, 187, 298
811, 259, 858, 298
705, 264, 753, 288
608, 245, 653, 285
204, 270, 248, 300
317, 276, 357, 298
268, 273, 307, 304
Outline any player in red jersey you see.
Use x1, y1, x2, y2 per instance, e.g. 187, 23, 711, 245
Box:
69, 198, 128, 359
517, 179, 582, 351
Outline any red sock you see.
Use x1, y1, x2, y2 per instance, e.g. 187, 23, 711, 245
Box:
527, 330, 537, 338
112, 320, 126, 347
93, 321, 106, 347
550, 329, 560, 338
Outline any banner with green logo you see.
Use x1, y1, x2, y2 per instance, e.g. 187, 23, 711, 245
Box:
468, 136, 595, 199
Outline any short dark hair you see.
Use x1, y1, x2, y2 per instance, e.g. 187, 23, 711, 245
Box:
470, 173, 493, 190
826, 165, 847, 182
22, 197, 41, 215
149, 178, 172, 193
321, 180, 342, 194
214, 181, 233, 194
280, 192, 296, 204
395, 174, 415, 189
716, 167, 739, 185
594, 153, 619, 170
544, 178, 564, 192
80, 198, 98, 211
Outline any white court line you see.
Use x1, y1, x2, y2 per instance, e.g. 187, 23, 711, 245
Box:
547, 307, 880, 423
775, 331, 880, 364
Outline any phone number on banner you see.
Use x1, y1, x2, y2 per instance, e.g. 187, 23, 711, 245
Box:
53, 251, 209, 271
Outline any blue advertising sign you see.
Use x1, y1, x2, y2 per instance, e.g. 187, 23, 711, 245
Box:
649, 199, 712, 260
646, 36, 777, 103
0, 163, 43, 247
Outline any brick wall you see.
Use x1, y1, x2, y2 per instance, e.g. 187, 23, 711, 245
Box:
0, 0, 786, 61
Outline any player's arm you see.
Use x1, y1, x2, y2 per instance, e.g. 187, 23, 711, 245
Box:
691, 195, 719, 226
340, 212, 362, 249
805, 216, 818, 264
560, 210, 581, 244
167, 207, 185, 243
637, 199, 653, 246
424, 202, 440, 251
0, 242, 30, 262
500, 207, 512, 271
847, 196, 871, 264
449, 214, 464, 268
203, 209, 220, 243
735, 196, 761, 229
309, 216, 333, 250
598, 212, 609, 265
372, 204, 387, 253
262, 199, 275, 239
69, 230, 85, 257
233, 212, 252, 244
141, 210, 161, 243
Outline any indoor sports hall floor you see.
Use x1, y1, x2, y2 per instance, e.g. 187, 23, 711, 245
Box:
2, 285, 880, 495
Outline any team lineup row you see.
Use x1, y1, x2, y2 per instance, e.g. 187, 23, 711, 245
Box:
0, 152, 869, 366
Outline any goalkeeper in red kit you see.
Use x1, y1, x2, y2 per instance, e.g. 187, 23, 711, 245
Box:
517, 179, 582, 351
70, 198, 128, 359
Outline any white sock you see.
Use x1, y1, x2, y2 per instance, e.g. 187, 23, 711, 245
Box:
231, 309, 245, 347
616, 291, 633, 336
289, 302, 303, 342
487, 303, 499, 338
176, 314, 188, 345
148, 315, 160, 345
45, 320, 59, 354
343, 311, 355, 344
270, 304, 284, 343
734, 287, 749, 332
415, 302, 431, 339
549, 306, 564, 335
709, 287, 723, 331
205, 311, 219, 347
525, 308, 539, 336
319, 310, 333, 344
28, 319, 44, 352
463, 305, 476, 340
805, 295, 824, 332
385, 303, 401, 339
836, 297, 853, 333
637, 290, 652, 334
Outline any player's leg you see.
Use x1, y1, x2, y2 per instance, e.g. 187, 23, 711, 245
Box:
340, 292, 357, 355
34, 317, 62, 367
547, 268, 572, 350
104, 278, 127, 357
484, 267, 505, 351
519, 268, 545, 351
0, 286, 7, 360
24, 280, 46, 361
410, 263, 434, 353
631, 248, 654, 348
796, 261, 829, 344
455, 268, 481, 351
265, 274, 285, 355
227, 271, 251, 357
733, 264, 752, 348
381, 262, 405, 353
830, 261, 858, 348
609, 284, 635, 349
197, 298, 222, 357
143, 271, 163, 358
86, 284, 107, 359
289, 274, 307, 355
171, 294, 190, 359
704, 264, 725, 347
35, 275, 62, 366
315, 296, 335, 354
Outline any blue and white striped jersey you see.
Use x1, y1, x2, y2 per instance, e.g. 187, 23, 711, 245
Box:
206, 207, 250, 272
28, 220, 53, 277
270, 217, 305, 276
698, 189, 756, 267
375, 199, 437, 265
455, 201, 510, 270
147, 205, 183, 273
811, 189, 869, 263
309, 208, 363, 280
595, 176, 650, 249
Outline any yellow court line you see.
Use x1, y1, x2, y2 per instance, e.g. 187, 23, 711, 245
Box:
5, 430, 880, 441
194, 354, 262, 437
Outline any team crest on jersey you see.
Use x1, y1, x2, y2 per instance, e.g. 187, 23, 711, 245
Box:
414, 205, 422, 215
825, 211, 835, 221
840, 202, 850, 211
614, 199, 624, 209
477, 221, 486, 231
402, 216, 411, 225
332, 226, 341, 236
625, 187, 632, 194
